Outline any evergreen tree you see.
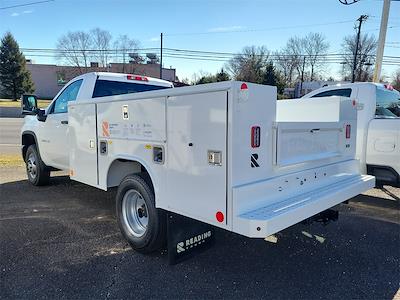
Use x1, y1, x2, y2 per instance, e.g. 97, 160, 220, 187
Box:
262, 62, 284, 94
215, 68, 230, 82
263, 62, 277, 87
0, 32, 34, 100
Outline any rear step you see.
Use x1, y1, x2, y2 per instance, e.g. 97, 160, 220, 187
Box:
234, 174, 375, 238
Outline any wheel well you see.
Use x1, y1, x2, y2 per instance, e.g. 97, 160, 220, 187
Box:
107, 159, 152, 189
22, 133, 36, 160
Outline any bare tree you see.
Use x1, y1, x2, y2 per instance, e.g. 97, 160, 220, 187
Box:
276, 33, 329, 86
275, 50, 297, 87
56, 31, 92, 73
285, 36, 304, 81
113, 35, 140, 72
302, 33, 329, 81
90, 28, 112, 67
227, 46, 269, 83
341, 33, 377, 82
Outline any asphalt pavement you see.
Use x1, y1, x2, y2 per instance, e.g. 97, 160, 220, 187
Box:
0, 166, 399, 299
0, 118, 23, 154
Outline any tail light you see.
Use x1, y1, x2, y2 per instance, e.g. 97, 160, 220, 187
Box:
346, 124, 351, 139
251, 126, 261, 148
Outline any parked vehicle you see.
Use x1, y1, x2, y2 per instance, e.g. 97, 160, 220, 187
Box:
21, 74, 374, 254
302, 83, 400, 187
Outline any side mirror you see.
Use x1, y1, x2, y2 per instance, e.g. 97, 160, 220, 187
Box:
36, 109, 47, 122
21, 94, 38, 115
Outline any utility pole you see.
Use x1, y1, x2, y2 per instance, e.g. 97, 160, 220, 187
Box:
352, 15, 368, 83
160, 32, 163, 79
299, 56, 306, 96
373, 0, 391, 82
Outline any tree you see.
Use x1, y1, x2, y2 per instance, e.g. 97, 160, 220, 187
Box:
275, 33, 329, 87
56, 31, 92, 73
275, 50, 298, 87
90, 28, 112, 67
285, 36, 304, 81
215, 68, 230, 82
194, 68, 231, 85
302, 33, 329, 81
0, 32, 34, 100
392, 69, 400, 91
113, 35, 140, 72
341, 33, 377, 82
227, 46, 269, 83
262, 62, 284, 94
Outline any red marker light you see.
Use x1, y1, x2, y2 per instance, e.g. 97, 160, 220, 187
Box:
240, 83, 248, 90
216, 211, 224, 223
346, 124, 351, 139
251, 126, 261, 148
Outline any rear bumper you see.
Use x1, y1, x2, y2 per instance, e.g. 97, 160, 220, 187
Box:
232, 174, 375, 238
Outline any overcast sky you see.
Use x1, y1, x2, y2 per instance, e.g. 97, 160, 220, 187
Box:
1, 0, 399, 81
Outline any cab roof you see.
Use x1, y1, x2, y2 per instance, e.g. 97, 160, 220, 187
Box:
88, 72, 173, 87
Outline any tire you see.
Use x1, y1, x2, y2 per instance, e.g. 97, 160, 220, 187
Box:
25, 144, 50, 186
116, 173, 166, 253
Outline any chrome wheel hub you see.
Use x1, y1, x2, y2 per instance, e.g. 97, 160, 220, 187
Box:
26, 153, 37, 179
122, 189, 149, 237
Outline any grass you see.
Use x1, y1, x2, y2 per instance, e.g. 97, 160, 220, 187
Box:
0, 154, 24, 167
0, 99, 51, 108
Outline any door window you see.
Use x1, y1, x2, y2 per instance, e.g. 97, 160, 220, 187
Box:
52, 79, 83, 114
311, 88, 352, 98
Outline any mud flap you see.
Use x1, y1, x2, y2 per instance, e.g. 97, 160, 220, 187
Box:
167, 212, 215, 265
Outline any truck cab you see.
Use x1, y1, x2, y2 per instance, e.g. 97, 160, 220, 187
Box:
21, 72, 173, 175
302, 82, 400, 187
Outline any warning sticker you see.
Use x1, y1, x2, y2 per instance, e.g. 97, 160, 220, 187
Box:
102, 121, 110, 137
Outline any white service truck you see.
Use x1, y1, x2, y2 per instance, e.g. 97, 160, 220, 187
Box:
21, 72, 374, 254
302, 83, 400, 187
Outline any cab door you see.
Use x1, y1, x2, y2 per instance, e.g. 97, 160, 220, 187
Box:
39, 79, 83, 170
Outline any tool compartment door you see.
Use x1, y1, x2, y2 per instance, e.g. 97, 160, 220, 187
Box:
164, 91, 228, 226
68, 103, 98, 187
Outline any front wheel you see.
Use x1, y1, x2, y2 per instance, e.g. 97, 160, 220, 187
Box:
116, 174, 166, 253
25, 145, 50, 186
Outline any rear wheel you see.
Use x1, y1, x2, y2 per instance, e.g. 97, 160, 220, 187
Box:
116, 174, 166, 253
25, 145, 50, 186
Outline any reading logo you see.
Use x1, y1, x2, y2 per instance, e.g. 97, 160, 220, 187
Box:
176, 231, 212, 253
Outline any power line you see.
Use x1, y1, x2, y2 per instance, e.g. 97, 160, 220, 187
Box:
0, 0, 54, 10
164, 20, 356, 36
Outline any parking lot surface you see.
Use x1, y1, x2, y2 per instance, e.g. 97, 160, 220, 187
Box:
0, 166, 399, 299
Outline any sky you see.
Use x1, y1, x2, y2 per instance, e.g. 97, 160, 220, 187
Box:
1, 0, 399, 81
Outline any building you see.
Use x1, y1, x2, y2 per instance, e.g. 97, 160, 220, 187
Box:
25, 61, 176, 99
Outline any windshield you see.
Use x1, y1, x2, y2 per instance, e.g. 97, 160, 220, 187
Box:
375, 86, 400, 118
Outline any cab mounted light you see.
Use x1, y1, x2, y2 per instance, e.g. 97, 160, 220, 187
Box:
127, 75, 149, 82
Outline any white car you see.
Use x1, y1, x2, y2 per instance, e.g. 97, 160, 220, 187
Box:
302, 82, 400, 187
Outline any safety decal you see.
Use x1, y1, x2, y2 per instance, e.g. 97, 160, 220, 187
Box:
102, 121, 110, 137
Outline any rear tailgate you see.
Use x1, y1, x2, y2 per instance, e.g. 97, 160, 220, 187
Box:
232, 160, 374, 237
